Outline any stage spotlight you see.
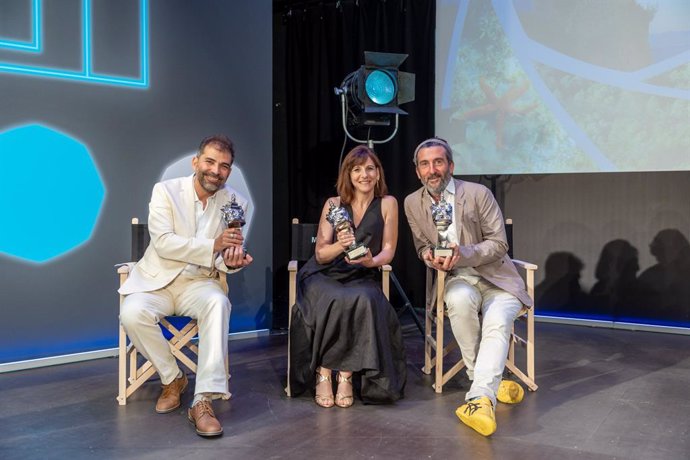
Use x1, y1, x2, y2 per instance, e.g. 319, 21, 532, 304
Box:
335, 51, 415, 146
336, 51, 415, 115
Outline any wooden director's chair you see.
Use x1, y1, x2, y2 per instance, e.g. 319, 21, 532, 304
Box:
422, 219, 538, 393
116, 218, 229, 405
285, 218, 390, 397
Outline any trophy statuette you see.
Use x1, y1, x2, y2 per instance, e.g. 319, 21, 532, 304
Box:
430, 195, 454, 258
220, 193, 247, 255
326, 200, 368, 260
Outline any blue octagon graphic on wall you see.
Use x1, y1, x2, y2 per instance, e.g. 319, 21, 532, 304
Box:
0, 124, 105, 263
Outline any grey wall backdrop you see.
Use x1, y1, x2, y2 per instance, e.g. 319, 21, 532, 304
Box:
0, 0, 272, 363
500, 171, 690, 325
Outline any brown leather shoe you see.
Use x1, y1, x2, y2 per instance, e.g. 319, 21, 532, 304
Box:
155, 373, 188, 414
188, 400, 223, 437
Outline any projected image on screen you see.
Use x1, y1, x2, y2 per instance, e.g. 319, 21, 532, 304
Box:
437, 0, 690, 174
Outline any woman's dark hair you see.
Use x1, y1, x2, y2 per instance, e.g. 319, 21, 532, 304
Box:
336, 145, 388, 204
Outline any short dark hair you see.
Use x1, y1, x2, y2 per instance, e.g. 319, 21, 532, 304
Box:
336, 145, 388, 205
412, 137, 453, 166
198, 134, 235, 164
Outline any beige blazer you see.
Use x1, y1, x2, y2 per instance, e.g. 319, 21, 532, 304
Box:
118, 175, 246, 295
403, 178, 532, 308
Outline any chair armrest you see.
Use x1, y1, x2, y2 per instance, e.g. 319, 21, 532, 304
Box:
115, 262, 135, 274
512, 259, 537, 307
380, 265, 391, 300
116, 262, 135, 288
288, 260, 299, 313
511, 259, 538, 271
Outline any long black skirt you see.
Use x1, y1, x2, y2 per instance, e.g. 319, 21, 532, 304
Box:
289, 269, 407, 404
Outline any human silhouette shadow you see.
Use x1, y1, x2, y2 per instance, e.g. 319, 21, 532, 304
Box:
535, 252, 589, 315
637, 229, 690, 324
589, 239, 642, 319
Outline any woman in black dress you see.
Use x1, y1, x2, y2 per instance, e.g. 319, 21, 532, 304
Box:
289, 145, 407, 407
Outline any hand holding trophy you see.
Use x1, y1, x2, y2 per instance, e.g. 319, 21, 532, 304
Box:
326, 199, 368, 260
430, 195, 454, 258
220, 194, 247, 256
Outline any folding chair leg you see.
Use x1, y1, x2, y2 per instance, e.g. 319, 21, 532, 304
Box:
434, 310, 444, 393
117, 317, 217, 405
285, 307, 292, 397
285, 261, 298, 397
421, 259, 539, 395
505, 359, 538, 391
222, 353, 231, 400
117, 324, 128, 405
527, 307, 535, 384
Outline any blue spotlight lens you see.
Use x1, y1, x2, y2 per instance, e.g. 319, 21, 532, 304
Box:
365, 70, 396, 105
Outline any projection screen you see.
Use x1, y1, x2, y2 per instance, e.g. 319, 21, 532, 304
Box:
436, 0, 690, 174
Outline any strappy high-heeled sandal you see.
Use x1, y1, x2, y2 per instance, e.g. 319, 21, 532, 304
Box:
314, 367, 334, 408
335, 372, 354, 408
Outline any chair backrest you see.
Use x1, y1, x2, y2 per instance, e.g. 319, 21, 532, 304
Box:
291, 218, 318, 262
131, 217, 150, 262
505, 218, 513, 259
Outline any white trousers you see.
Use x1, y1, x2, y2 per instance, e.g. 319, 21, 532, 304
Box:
120, 276, 231, 397
444, 275, 522, 407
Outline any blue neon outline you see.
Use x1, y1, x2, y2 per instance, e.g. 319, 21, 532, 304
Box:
83, 0, 91, 74
0, 0, 149, 89
0, 0, 41, 52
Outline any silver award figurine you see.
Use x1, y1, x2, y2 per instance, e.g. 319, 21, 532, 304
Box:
220, 194, 247, 254
431, 195, 454, 258
326, 199, 368, 260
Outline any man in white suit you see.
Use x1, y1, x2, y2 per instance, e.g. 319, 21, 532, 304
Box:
119, 134, 252, 437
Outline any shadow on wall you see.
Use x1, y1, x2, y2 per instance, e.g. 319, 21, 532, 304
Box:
535, 229, 690, 326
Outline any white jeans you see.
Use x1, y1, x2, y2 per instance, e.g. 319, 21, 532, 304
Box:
444, 275, 522, 406
120, 276, 231, 397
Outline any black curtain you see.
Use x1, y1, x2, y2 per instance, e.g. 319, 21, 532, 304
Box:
273, 0, 435, 329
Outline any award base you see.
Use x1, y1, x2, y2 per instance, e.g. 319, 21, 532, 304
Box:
433, 246, 454, 258
346, 244, 368, 260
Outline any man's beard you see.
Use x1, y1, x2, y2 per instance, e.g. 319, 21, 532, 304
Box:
423, 171, 451, 196
197, 172, 224, 193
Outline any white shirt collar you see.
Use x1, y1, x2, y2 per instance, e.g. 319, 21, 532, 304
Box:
443, 177, 455, 198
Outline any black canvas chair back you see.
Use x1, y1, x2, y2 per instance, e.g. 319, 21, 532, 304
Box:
291, 219, 318, 262
506, 218, 514, 259
131, 221, 150, 262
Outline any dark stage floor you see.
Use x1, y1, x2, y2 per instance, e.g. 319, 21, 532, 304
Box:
1, 322, 689, 460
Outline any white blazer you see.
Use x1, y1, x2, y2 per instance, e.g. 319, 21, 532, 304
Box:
118, 175, 247, 295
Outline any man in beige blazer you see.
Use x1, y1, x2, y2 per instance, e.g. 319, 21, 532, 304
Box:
404, 137, 531, 437
119, 134, 252, 437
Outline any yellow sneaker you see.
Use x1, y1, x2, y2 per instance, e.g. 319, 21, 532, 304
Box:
455, 396, 496, 436
497, 380, 524, 404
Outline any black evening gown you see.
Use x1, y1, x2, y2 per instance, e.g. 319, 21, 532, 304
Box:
289, 197, 407, 404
